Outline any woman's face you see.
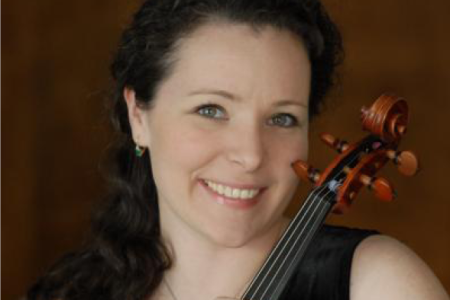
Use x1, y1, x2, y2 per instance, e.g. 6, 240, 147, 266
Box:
127, 23, 311, 247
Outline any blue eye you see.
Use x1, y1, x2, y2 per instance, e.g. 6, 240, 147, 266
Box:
196, 104, 226, 119
269, 114, 299, 128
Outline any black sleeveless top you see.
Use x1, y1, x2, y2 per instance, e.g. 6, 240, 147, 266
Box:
280, 225, 379, 300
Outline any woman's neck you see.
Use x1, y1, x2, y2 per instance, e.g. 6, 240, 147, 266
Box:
156, 216, 290, 300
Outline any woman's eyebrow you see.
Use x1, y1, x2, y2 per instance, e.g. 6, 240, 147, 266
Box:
274, 99, 308, 109
187, 88, 308, 109
188, 89, 239, 101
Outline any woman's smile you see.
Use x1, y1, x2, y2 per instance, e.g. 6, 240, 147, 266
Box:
198, 179, 268, 209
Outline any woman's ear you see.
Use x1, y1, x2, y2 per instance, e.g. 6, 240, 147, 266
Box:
123, 87, 151, 148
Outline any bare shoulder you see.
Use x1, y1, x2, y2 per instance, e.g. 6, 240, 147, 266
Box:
350, 234, 449, 300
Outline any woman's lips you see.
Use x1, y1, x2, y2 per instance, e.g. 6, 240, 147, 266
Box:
198, 179, 265, 209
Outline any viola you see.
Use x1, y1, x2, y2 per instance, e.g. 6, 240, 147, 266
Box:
238, 94, 419, 300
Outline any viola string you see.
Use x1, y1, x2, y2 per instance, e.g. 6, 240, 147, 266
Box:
241, 187, 321, 297
243, 184, 330, 299
245, 149, 363, 300
264, 198, 332, 300
240, 187, 320, 298
243, 184, 329, 298
253, 152, 363, 299
256, 187, 333, 300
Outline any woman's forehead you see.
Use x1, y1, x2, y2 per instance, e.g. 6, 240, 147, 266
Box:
163, 22, 311, 101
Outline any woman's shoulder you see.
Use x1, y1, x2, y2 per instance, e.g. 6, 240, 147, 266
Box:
351, 234, 449, 300
283, 225, 448, 300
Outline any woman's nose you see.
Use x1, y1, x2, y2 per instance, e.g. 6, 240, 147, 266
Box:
225, 125, 266, 172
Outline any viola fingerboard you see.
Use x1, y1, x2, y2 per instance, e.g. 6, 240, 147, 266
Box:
241, 186, 336, 300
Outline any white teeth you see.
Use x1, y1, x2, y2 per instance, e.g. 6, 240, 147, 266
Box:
224, 186, 232, 197
204, 180, 260, 200
218, 184, 224, 194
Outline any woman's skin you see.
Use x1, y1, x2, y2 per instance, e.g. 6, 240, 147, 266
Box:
125, 22, 449, 300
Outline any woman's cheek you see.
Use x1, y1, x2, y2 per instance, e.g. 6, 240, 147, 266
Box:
167, 125, 221, 167
271, 132, 308, 164
273, 133, 307, 187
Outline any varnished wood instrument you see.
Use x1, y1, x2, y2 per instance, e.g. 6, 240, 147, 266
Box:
239, 94, 419, 300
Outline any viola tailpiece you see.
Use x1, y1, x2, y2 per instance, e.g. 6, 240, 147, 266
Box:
240, 94, 419, 300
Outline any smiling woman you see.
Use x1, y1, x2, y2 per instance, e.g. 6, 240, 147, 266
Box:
125, 24, 310, 252
25, 1, 449, 300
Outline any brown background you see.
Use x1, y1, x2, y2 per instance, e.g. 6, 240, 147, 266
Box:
2, 1, 450, 300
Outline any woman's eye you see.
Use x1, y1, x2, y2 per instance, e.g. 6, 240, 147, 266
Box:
269, 113, 299, 128
196, 104, 226, 119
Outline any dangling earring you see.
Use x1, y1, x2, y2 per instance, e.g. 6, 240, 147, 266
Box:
135, 144, 146, 157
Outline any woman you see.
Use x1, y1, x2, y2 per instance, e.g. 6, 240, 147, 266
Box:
27, 0, 449, 299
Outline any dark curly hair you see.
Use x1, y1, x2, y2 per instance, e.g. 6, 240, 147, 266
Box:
26, 1, 343, 299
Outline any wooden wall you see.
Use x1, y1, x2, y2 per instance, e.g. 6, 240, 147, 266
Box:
2, 1, 449, 299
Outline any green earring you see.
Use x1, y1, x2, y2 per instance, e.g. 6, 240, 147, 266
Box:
135, 145, 146, 157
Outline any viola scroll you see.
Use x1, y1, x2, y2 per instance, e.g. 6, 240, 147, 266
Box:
292, 94, 420, 213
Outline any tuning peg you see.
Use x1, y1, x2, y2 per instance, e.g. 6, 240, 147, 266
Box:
291, 160, 321, 184
320, 133, 349, 153
386, 150, 419, 176
359, 174, 396, 202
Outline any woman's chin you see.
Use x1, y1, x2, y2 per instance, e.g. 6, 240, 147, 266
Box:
199, 226, 257, 249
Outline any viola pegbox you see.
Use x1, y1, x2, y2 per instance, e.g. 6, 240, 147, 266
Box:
292, 94, 420, 214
